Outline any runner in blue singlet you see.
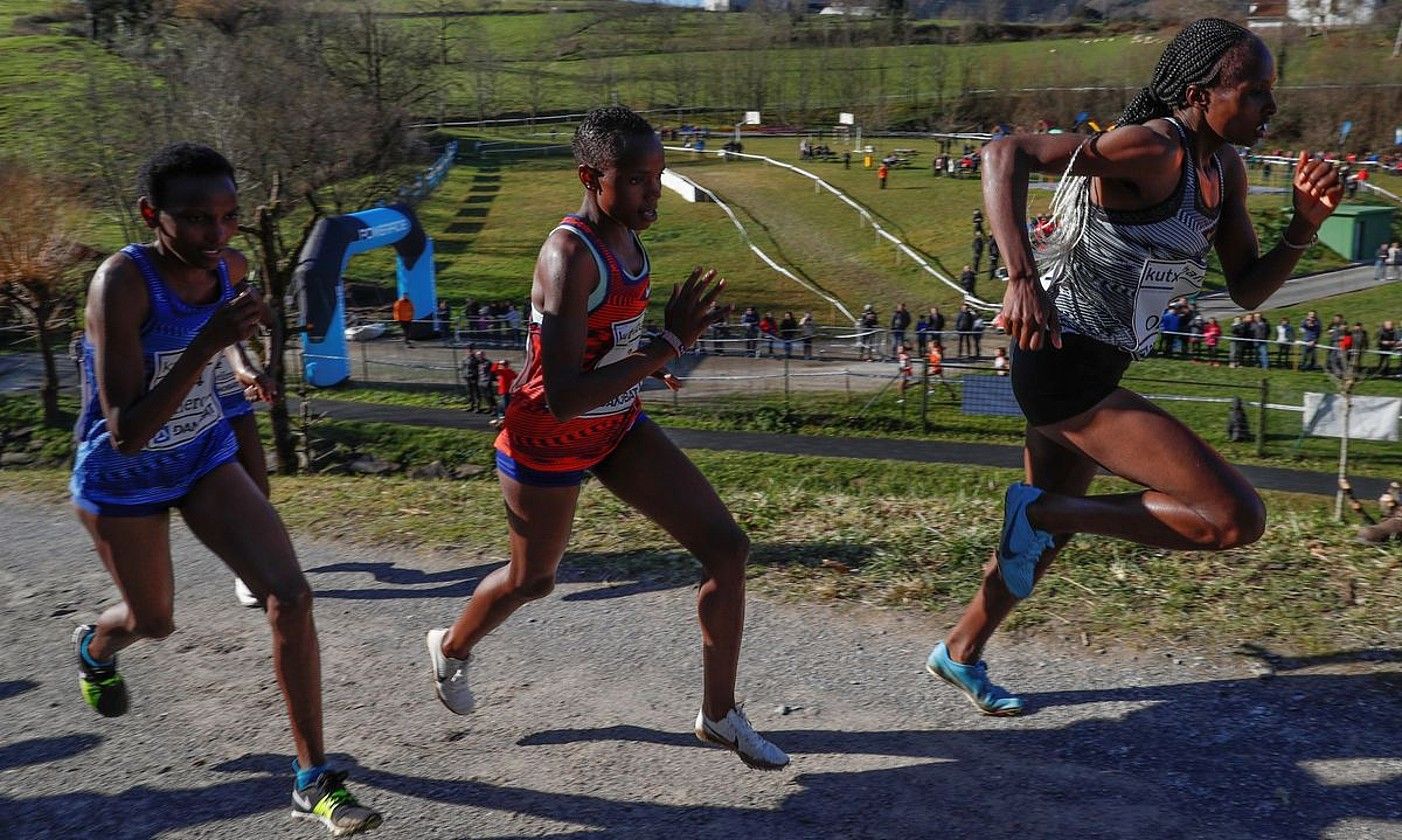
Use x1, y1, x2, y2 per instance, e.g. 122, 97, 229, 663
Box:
70, 143, 381, 836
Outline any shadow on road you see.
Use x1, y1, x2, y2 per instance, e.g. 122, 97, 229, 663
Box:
304, 541, 877, 604
514, 668, 1401, 837
0, 680, 38, 702
304, 559, 502, 600
0, 733, 102, 772
4, 657, 1397, 837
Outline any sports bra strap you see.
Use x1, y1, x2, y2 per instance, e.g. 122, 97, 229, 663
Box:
553, 219, 612, 313
121, 244, 172, 313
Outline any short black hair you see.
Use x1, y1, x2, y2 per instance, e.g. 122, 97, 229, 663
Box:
138, 142, 236, 208
571, 106, 657, 170
1120, 18, 1258, 125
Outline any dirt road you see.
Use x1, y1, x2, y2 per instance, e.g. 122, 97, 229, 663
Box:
0, 492, 1397, 839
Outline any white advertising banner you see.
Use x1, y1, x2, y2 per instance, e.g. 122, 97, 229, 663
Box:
1302, 393, 1401, 442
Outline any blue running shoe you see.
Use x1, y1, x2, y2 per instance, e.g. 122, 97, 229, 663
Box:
996, 482, 1054, 599
926, 641, 1024, 716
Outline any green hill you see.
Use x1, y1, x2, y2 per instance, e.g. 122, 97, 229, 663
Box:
348, 131, 1372, 323
1, 0, 1395, 321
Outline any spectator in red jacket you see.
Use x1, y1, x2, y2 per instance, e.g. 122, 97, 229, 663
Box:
758, 312, 778, 357
489, 359, 516, 425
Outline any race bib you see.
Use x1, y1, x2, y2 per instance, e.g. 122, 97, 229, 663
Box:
580, 312, 645, 418
146, 350, 221, 451
1132, 259, 1204, 355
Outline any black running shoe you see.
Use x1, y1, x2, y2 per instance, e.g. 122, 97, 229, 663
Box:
291, 769, 383, 837
73, 624, 128, 718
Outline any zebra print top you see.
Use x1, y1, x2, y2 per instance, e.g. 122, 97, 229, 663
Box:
1037, 118, 1221, 358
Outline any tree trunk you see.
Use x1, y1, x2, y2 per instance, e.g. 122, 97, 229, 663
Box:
34, 310, 62, 427
1335, 388, 1352, 522
266, 309, 298, 476
245, 190, 304, 475
242, 179, 326, 476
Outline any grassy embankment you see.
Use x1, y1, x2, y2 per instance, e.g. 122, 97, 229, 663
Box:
2, 391, 1395, 655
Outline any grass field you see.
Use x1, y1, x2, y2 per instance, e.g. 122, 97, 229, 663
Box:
341, 129, 1373, 320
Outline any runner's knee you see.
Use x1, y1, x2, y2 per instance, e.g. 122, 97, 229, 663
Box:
699, 527, 750, 581
1205, 491, 1266, 549
265, 576, 313, 617
509, 570, 556, 601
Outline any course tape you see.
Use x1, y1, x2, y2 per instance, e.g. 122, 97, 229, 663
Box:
668, 146, 1000, 313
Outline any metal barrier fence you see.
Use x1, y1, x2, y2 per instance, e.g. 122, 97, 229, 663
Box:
291, 325, 1399, 466
340, 315, 1402, 373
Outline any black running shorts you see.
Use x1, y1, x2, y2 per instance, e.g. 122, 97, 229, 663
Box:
1010, 331, 1132, 427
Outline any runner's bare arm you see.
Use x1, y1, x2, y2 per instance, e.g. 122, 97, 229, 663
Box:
536, 232, 720, 421
89, 254, 262, 453
1217, 151, 1343, 310
984, 126, 1181, 351
219, 250, 276, 401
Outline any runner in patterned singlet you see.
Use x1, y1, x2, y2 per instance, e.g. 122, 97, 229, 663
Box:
69, 143, 381, 835
925, 20, 1344, 717
494, 214, 650, 473
426, 106, 789, 771
1039, 116, 1221, 359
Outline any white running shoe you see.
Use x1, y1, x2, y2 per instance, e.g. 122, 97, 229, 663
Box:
425, 628, 474, 714
233, 578, 261, 608
694, 706, 790, 770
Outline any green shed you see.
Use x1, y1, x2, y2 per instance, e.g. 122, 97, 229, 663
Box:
1316, 204, 1395, 261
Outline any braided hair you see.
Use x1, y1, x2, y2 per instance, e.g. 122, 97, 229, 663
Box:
572, 106, 657, 170
1119, 18, 1256, 126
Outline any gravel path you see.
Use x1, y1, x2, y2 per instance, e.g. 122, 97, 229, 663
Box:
0, 492, 1398, 840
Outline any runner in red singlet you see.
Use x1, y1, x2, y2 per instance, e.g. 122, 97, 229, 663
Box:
425, 106, 789, 771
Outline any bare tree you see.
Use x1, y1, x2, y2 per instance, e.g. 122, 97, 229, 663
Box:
734, 40, 774, 115
0, 163, 94, 426
415, 0, 464, 74
167, 0, 284, 36
1320, 342, 1388, 521
665, 51, 701, 122
926, 46, 949, 128
318, 4, 440, 120
470, 41, 501, 121
68, 4, 420, 471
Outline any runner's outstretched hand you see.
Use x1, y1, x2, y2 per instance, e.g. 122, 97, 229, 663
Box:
665, 267, 730, 348
995, 274, 1061, 352
1291, 151, 1344, 229
237, 369, 278, 403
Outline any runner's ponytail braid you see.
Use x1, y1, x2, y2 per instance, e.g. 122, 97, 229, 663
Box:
1119, 18, 1253, 125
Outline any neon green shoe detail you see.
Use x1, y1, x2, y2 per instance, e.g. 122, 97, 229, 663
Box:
79, 671, 128, 717
291, 770, 382, 837
73, 624, 128, 718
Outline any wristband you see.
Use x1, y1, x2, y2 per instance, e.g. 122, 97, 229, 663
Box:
1281, 231, 1317, 251
655, 329, 686, 359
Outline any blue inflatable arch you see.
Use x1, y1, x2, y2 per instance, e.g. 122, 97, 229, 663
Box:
295, 203, 436, 387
